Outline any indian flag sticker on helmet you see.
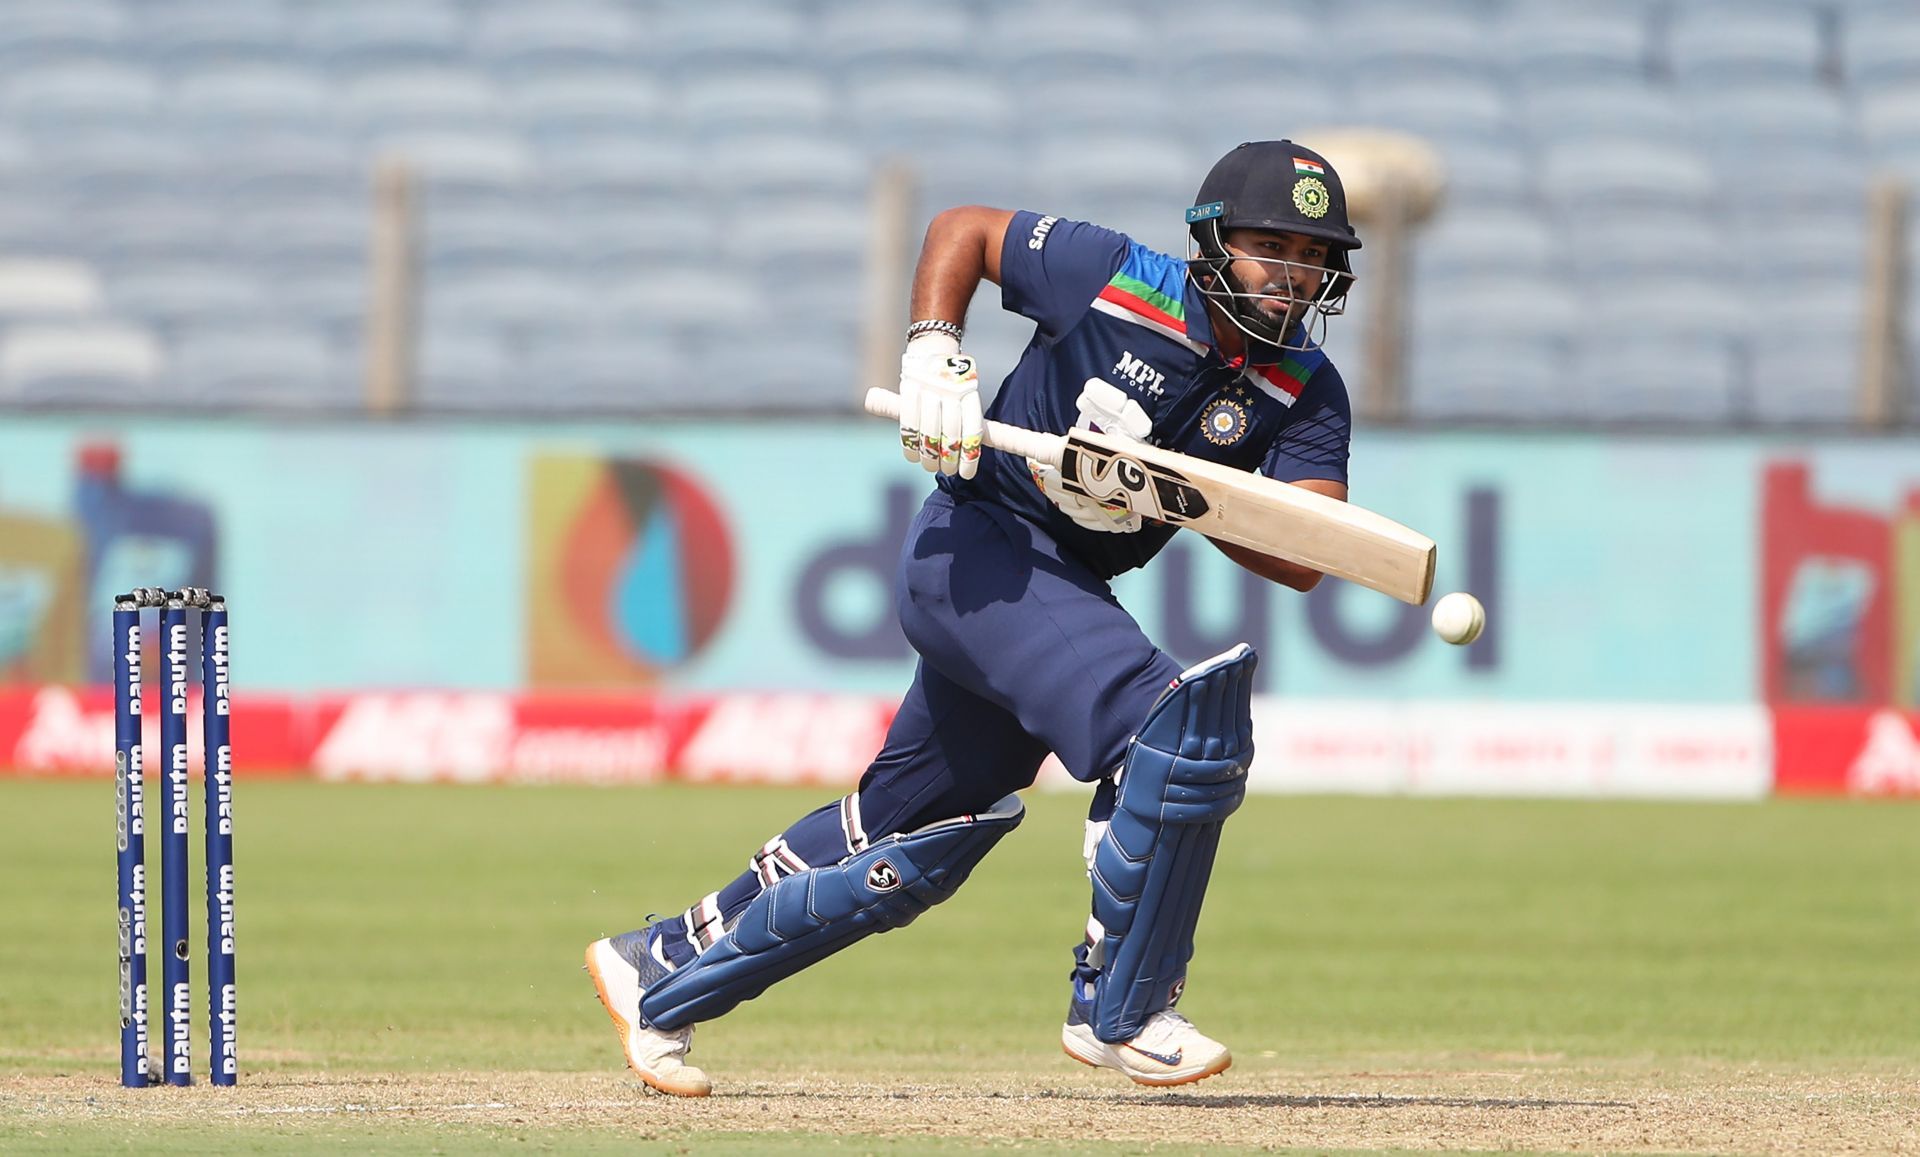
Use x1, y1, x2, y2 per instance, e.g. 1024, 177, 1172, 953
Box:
1293, 157, 1325, 175
1292, 176, 1330, 219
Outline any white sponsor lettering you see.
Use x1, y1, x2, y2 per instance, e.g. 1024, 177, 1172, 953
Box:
212, 755, 233, 835
125, 623, 142, 715
1242, 700, 1772, 800
1847, 711, 1920, 794
1113, 351, 1166, 397
678, 695, 893, 784
17, 687, 116, 771
130, 863, 146, 955
312, 694, 668, 783
169, 982, 192, 1072
212, 862, 236, 955
211, 624, 230, 716
169, 745, 190, 834
215, 982, 238, 1074
1027, 214, 1059, 250
169, 623, 188, 714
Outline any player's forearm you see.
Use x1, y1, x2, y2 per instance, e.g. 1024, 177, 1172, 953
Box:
910, 207, 1014, 324
1213, 540, 1325, 592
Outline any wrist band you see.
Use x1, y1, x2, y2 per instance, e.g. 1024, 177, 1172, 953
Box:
905, 319, 964, 343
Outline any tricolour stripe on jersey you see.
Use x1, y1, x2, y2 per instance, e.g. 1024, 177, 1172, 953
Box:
1242, 355, 1314, 407
1094, 275, 1206, 354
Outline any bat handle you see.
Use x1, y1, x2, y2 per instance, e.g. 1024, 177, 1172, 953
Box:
862, 387, 1065, 468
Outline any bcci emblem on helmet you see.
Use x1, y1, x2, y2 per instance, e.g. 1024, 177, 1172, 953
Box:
1291, 177, 1330, 219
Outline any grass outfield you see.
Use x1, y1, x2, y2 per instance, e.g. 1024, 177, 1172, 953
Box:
1, 780, 1915, 1154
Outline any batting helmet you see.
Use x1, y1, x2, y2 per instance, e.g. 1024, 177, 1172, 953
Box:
1186, 140, 1361, 350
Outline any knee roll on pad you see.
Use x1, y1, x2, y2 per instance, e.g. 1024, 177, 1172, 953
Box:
639, 795, 1024, 1030
1086, 643, 1255, 1043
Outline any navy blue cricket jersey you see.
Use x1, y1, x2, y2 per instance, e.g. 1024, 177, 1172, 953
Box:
939, 210, 1353, 580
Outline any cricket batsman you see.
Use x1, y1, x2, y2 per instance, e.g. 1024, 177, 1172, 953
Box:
588, 140, 1362, 1095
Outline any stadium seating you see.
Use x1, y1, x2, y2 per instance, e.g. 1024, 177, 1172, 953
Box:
169, 321, 348, 408
506, 71, 666, 143
1406, 338, 1573, 422
139, 2, 297, 72
1666, 2, 1826, 88
0, 321, 161, 404
172, 64, 336, 135
0, 0, 1908, 423
1569, 335, 1739, 422
467, 3, 640, 79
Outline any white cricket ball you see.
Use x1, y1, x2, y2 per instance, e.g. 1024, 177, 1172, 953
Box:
1430, 591, 1486, 646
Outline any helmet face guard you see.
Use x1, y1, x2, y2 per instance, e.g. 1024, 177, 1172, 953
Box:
1185, 217, 1354, 351
1183, 141, 1362, 352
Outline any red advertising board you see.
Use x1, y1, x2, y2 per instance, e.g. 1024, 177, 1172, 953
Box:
5, 685, 1916, 799
1773, 705, 1920, 797
0, 687, 896, 787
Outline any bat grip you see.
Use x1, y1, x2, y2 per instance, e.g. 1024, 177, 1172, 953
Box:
862, 387, 1064, 468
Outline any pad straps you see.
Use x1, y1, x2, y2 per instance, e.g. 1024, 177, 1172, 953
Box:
640, 796, 1024, 1030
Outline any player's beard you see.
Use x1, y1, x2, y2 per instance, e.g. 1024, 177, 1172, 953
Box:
1233, 266, 1309, 330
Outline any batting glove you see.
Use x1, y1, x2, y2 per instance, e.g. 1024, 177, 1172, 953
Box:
898, 333, 984, 479
1030, 378, 1153, 534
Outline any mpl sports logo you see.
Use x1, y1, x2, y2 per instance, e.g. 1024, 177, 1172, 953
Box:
1111, 351, 1166, 398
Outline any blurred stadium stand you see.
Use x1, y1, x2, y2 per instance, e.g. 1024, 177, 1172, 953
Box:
0, 0, 1910, 425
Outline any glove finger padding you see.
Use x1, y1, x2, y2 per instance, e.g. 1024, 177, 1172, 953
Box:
958, 387, 983, 480
897, 377, 922, 465
917, 388, 944, 473
939, 380, 964, 476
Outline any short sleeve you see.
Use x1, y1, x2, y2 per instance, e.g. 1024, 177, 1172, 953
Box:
1260, 364, 1352, 485
997, 211, 1129, 343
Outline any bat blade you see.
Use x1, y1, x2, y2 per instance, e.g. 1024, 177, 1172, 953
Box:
1059, 428, 1436, 605
861, 388, 1435, 605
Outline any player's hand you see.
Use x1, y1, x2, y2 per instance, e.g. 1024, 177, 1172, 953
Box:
898, 334, 984, 479
1030, 379, 1152, 534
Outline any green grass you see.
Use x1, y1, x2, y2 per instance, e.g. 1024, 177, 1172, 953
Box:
2, 780, 1916, 1153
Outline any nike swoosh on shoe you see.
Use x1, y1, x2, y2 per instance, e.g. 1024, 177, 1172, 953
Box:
1124, 1044, 1183, 1067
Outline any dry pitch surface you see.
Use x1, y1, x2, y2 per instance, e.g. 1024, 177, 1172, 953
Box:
6, 1063, 1918, 1154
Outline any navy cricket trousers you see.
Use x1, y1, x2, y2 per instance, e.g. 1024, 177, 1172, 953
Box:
651, 489, 1185, 970
853, 489, 1184, 839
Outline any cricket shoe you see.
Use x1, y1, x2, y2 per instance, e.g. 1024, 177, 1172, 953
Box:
1061, 1003, 1231, 1087
584, 928, 711, 1097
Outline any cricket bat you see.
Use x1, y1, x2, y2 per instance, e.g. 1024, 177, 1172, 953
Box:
864, 387, 1436, 605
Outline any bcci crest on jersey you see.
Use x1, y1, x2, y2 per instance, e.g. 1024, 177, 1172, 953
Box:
1200, 397, 1249, 446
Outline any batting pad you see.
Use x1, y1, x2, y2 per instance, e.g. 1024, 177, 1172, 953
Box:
639, 795, 1025, 1030
1086, 643, 1255, 1043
